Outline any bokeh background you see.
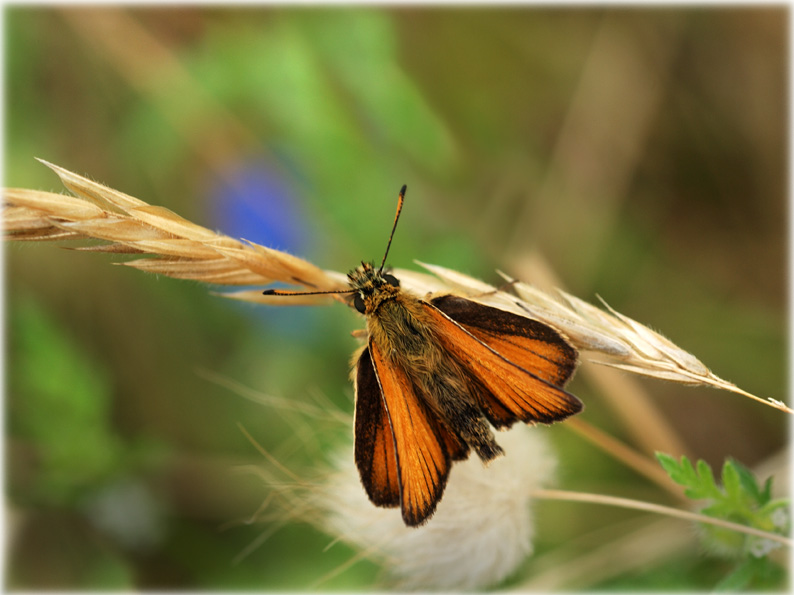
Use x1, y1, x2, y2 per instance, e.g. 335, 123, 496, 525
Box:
5, 6, 787, 590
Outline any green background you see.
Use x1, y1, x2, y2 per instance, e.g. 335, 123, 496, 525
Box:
5, 7, 787, 590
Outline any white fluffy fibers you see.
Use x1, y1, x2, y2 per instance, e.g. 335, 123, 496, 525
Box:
322, 426, 558, 590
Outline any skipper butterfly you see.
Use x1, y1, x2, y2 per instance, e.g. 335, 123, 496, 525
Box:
265, 186, 582, 526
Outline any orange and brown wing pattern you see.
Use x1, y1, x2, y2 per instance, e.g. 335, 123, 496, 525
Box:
354, 346, 400, 508
367, 340, 452, 526
431, 295, 577, 385
426, 296, 582, 426
436, 419, 471, 462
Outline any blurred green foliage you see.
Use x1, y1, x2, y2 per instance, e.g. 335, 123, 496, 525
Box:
5, 6, 787, 590
11, 295, 124, 504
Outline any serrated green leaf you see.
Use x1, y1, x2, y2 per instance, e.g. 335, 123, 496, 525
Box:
656, 451, 790, 568
760, 477, 773, 505
730, 459, 766, 505
695, 459, 722, 499
657, 453, 719, 500
670, 455, 698, 487
655, 452, 680, 476
721, 460, 743, 500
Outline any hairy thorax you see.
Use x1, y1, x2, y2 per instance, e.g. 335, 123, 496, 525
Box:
369, 296, 437, 363
370, 296, 471, 400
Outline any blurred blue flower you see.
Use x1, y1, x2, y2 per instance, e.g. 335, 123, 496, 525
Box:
210, 157, 309, 254
208, 156, 319, 336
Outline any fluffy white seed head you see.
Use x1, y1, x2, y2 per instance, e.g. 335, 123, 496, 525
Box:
322, 426, 558, 590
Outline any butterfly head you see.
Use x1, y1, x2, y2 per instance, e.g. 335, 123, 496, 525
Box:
348, 262, 401, 315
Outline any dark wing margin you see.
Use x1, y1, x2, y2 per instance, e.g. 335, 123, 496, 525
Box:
353, 346, 400, 508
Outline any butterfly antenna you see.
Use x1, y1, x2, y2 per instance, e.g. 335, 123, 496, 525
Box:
378, 184, 407, 274
264, 184, 406, 297
263, 288, 354, 297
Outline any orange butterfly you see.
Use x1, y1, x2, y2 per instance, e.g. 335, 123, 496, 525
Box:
265, 186, 582, 526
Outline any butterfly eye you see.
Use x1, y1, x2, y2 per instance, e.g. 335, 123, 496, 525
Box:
383, 273, 400, 287
354, 293, 366, 314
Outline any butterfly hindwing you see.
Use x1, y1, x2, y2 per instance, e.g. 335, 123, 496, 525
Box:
431, 295, 578, 385
426, 295, 583, 426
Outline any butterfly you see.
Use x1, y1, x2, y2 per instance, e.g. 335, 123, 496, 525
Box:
265, 185, 582, 526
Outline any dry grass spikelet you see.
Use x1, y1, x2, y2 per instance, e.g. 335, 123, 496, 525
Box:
3, 159, 347, 300
412, 262, 790, 414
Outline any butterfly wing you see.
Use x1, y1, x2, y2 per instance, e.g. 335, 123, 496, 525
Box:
353, 346, 400, 508
431, 295, 577, 386
355, 339, 452, 526
427, 295, 582, 427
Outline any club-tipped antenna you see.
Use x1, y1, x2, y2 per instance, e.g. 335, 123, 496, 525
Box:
262, 185, 407, 298
378, 184, 407, 274
262, 288, 354, 297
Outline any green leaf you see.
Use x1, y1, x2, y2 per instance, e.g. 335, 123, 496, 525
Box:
713, 557, 759, 591
693, 458, 721, 500
656, 453, 697, 488
721, 460, 743, 504
714, 556, 785, 592
658, 451, 790, 577
654, 451, 678, 475
759, 477, 773, 505
656, 453, 721, 500
729, 458, 767, 505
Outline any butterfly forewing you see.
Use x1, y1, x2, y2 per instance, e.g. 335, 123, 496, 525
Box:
354, 347, 400, 507
367, 339, 451, 526
425, 297, 582, 425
